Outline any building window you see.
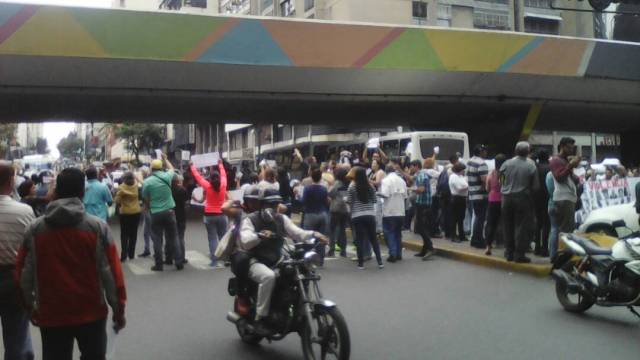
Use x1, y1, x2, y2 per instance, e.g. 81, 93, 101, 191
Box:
524, 17, 560, 34
524, 0, 548, 8
437, 4, 451, 27
185, 0, 207, 8
304, 0, 314, 12
219, 0, 250, 14
280, 0, 295, 17
473, 10, 510, 30
412, 1, 428, 25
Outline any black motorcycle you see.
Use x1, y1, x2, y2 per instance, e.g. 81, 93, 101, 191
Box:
551, 221, 640, 318
226, 239, 351, 360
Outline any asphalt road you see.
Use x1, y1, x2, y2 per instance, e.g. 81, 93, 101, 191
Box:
8, 216, 640, 360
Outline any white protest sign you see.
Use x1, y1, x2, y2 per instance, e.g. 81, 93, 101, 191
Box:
367, 138, 380, 149
576, 178, 633, 224
190, 187, 204, 206
154, 149, 162, 159
190, 152, 220, 168
181, 150, 190, 161
228, 189, 244, 202
267, 160, 277, 168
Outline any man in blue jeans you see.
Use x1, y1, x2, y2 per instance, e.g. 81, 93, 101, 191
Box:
0, 163, 35, 360
380, 159, 408, 262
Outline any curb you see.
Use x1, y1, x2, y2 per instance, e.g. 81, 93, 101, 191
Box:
401, 239, 552, 278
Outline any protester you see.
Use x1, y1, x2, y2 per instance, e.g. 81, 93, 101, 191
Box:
143, 155, 183, 271
449, 162, 469, 243
258, 167, 279, 192
277, 167, 293, 216
413, 159, 436, 258
190, 159, 228, 268
302, 167, 330, 264
549, 137, 580, 258
328, 166, 350, 258
368, 159, 386, 190
381, 158, 408, 262
467, 145, 489, 249
16, 167, 126, 360
534, 149, 551, 257
500, 142, 539, 263
139, 167, 152, 258
347, 167, 384, 270
17, 178, 51, 216
83, 166, 113, 223
35, 171, 52, 198
437, 154, 459, 239
484, 154, 506, 255
546, 171, 559, 261
172, 174, 189, 265
114, 171, 141, 262
423, 157, 441, 236
404, 160, 421, 231
0, 162, 35, 360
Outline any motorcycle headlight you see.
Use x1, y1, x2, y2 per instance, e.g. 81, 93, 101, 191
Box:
304, 251, 322, 269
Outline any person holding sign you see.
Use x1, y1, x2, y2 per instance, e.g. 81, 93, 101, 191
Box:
190, 159, 228, 268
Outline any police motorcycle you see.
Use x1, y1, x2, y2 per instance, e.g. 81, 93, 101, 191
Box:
226, 214, 351, 359
551, 220, 640, 318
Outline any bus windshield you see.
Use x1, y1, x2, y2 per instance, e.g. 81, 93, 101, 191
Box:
420, 138, 465, 161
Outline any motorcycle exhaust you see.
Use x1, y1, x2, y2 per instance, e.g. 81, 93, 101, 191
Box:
227, 311, 241, 324
551, 269, 581, 294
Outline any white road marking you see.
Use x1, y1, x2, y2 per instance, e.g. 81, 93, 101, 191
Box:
185, 250, 215, 270
127, 262, 155, 276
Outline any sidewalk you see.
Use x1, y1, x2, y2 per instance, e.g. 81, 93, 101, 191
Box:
401, 232, 552, 278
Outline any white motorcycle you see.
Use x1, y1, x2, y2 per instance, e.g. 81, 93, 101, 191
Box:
551, 220, 640, 318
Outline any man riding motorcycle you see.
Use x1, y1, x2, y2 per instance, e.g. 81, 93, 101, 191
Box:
239, 188, 329, 335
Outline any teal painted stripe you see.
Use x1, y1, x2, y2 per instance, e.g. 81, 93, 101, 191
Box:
498, 37, 545, 72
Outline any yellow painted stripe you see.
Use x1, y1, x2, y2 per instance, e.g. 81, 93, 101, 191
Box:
520, 103, 543, 141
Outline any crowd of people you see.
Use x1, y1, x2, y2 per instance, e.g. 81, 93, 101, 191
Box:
1, 135, 637, 358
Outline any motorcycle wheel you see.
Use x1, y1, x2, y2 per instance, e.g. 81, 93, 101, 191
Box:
301, 307, 351, 360
555, 264, 595, 313
236, 321, 263, 345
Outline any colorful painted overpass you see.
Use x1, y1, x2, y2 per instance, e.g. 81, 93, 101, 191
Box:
0, 2, 638, 132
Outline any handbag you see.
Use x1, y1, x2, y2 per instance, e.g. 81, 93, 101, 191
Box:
215, 226, 237, 261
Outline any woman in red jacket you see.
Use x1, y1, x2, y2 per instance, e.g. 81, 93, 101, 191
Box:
190, 160, 228, 267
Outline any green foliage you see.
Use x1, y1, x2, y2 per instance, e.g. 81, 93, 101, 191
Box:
57, 132, 84, 160
109, 123, 164, 164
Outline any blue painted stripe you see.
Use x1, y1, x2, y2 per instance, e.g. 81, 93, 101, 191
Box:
0, 3, 24, 27
498, 37, 545, 72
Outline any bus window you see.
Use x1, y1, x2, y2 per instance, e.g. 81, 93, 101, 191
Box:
419, 138, 464, 162
399, 138, 411, 158
380, 140, 399, 158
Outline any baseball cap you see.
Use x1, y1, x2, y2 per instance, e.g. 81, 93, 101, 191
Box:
150, 159, 163, 170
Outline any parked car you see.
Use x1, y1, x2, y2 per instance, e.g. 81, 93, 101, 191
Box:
579, 202, 639, 237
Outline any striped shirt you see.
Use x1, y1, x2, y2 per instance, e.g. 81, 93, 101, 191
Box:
414, 169, 432, 206
0, 195, 35, 265
347, 182, 377, 219
466, 156, 489, 201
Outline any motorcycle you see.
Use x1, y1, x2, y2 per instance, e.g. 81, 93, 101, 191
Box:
226, 238, 351, 360
551, 220, 640, 318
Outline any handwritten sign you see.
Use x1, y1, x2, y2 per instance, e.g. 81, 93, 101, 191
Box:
367, 138, 380, 149
181, 150, 190, 161
191, 152, 219, 168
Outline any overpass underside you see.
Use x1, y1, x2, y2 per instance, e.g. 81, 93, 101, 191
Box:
0, 3, 639, 133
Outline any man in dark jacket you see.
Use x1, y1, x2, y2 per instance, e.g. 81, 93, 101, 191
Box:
534, 149, 551, 257
16, 168, 127, 360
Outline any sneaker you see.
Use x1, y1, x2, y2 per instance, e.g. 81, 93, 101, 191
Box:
414, 252, 426, 257
422, 251, 434, 261
176, 263, 184, 271
357, 265, 365, 270
120, 257, 127, 263
378, 262, 384, 269
387, 256, 397, 263
514, 257, 532, 264
139, 251, 151, 258
151, 265, 163, 272
164, 259, 174, 265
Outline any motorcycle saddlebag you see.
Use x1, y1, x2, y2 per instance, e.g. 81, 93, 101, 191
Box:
228, 277, 238, 296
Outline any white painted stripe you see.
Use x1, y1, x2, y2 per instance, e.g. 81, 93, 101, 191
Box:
127, 262, 155, 276
185, 250, 217, 270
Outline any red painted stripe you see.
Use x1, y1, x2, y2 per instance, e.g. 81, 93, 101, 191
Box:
0, 5, 38, 45
352, 28, 405, 68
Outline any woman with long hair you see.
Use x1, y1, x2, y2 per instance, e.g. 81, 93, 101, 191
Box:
114, 172, 142, 262
191, 160, 228, 267
484, 154, 506, 255
329, 166, 350, 257
347, 166, 383, 270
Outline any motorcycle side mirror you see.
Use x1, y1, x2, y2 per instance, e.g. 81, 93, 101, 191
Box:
612, 220, 626, 228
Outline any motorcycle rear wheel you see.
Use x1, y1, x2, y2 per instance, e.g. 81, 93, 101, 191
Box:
236, 322, 263, 345
555, 264, 595, 313
301, 307, 351, 360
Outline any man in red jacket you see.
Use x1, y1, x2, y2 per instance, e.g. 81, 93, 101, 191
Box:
16, 168, 126, 360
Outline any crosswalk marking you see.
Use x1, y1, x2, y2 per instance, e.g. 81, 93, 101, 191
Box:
126, 260, 155, 276
185, 250, 217, 270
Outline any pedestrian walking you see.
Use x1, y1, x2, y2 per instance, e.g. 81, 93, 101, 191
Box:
380, 158, 408, 263
549, 137, 580, 259
413, 159, 436, 259
467, 145, 489, 249
143, 155, 183, 271
500, 142, 539, 263
114, 171, 141, 262
546, 171, 559, 261
328, 166, 350, 258
347, 167, 384, 270
172, 174, 189, 266
423, 157, 442, 237
83, 166, 113, 223
484, 154, 506, 255
190, 159, 228, 267
0, 162, 35, 360
534, 149, 551, 257
302, 167, 330, 264
449, 163, 469, 243
16, 167, 126, 360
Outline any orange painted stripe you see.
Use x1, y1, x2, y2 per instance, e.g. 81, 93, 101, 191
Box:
184, 18, 240, 62
352, 28, 404, 68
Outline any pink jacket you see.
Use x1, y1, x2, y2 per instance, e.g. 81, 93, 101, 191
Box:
191, 162, 227, 215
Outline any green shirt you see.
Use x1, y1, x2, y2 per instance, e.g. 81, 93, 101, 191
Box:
142, 171, 176, 214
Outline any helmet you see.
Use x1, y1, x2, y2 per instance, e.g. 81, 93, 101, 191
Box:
260, 188, 283, 205
243, 185, 260, 201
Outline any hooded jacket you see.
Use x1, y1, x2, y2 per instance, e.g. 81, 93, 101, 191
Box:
115, 183, 141, 215
15, 198, 126, 327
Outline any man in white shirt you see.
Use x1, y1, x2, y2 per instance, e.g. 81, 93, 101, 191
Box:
380, 158, 408, 263
0, 162, 35, 360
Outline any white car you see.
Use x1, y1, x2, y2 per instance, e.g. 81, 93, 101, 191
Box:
579, 202, 639, 237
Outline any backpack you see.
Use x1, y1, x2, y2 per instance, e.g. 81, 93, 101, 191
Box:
330, 185, 350, 215
436, 170, 450, 197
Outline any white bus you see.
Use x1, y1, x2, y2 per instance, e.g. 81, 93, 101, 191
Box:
20, 154, 55, 176
372, 131, 469, 164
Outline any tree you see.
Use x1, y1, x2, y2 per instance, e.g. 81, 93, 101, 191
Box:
106, 123, 164, 165
35, 137, 49, 155
57, 132, 84, 160
0, 123, 17, 159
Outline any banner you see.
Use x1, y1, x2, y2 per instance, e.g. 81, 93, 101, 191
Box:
576, 177, 634, 224
191, 152, 220, 168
